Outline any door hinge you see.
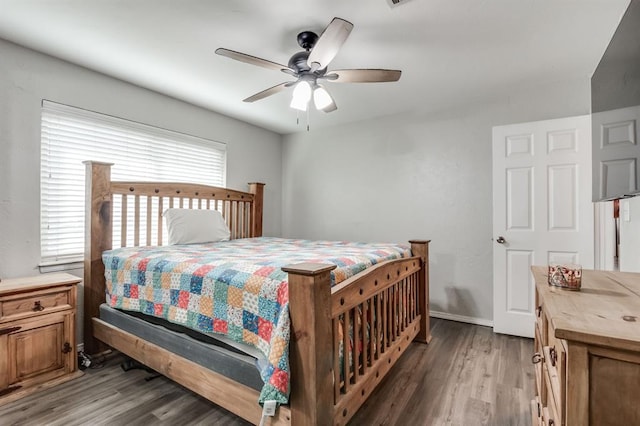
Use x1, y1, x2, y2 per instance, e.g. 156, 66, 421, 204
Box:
0, 326, 21, 336
62, 342, 72, 354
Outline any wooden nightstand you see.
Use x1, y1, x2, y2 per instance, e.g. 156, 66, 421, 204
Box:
0, 273, 82, 405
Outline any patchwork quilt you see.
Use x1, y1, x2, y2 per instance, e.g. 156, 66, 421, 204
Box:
103, 237, 411, 404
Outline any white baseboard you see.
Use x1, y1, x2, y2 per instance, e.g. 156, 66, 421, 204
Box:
430, 310, 493, 328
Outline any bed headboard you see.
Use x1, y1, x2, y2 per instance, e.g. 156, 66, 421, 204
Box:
82, 160, 264, 354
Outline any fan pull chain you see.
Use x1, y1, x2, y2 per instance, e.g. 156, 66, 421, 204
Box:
306, 108, 310, 131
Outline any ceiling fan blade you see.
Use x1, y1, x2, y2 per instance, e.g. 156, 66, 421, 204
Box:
243, 82, 290, 103
307, 17, 354, 71
326, 69, 402, 83
216, 48, 294, 73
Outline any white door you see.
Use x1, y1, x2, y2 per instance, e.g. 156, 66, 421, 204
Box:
493, 115, 594, 337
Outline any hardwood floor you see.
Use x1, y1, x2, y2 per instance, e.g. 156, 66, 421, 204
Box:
0, 318, 534, 426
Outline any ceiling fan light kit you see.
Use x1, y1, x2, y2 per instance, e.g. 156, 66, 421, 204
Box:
290, 81, 312, 111
313, 85, 333, 110
215, 16, 402, 120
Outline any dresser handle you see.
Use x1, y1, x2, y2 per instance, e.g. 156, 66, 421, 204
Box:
549, 347, 557, 367
33, 301, 45, 311
531, 353, 543, 364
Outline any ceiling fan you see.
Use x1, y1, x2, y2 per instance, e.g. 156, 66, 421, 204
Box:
215, 17, 402, 113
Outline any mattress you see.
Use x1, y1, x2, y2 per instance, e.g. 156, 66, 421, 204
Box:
99, 303, 264, 391
103, 237, 412, 403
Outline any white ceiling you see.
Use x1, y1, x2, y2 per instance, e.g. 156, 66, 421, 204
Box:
0, 0, 631, 134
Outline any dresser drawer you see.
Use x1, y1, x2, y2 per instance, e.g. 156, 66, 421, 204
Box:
535, 290, 547, 347
0, 287, 72, 321
542, 405, 559, 426
546, 321, 567, 414
543, 344, 565, 425
532, 397, 543, 426
533, 325, 546, 404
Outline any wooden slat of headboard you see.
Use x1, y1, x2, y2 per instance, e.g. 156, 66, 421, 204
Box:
146, 197, 152, 246
229, 201, 235, 239
134, 195, 140, 246
121, 195, 128, 248
157, 197, 164, 246
244, 202, 250, 239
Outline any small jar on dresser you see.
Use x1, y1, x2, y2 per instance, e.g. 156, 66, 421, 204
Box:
0, 272, 82, 406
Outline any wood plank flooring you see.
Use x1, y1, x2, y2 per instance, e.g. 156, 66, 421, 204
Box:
0, 318, 534, 425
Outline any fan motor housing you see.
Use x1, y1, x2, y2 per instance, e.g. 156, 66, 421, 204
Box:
288, 51, 311, 73
288, 50, 328, 77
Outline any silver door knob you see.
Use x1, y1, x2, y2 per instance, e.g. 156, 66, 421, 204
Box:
496, 236, 506, 244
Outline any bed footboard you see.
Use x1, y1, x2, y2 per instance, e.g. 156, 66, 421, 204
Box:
284, 240, 430, 426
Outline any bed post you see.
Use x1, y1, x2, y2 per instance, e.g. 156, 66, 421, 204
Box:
410, 240, 431, 344
83, 161, 113, 355
282, 263, 336, 426
248, 182, 264, 237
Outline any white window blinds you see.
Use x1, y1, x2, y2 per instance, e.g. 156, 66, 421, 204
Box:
40, 100, 226, 264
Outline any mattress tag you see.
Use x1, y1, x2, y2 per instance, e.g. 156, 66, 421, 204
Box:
263, 400, 277, 417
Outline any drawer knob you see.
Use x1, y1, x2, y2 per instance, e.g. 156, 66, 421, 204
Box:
32, 301, 45, 312
531, 353, 543, 364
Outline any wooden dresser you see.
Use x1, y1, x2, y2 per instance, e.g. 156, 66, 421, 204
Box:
531, 266, 640, 426
0, 273, 82, 405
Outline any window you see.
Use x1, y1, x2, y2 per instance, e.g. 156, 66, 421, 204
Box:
40, 100, 226, 265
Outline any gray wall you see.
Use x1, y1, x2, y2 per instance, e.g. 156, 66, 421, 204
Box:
282, 77, 592, 323
0, 38, 283, 341
0, 35, 597, 328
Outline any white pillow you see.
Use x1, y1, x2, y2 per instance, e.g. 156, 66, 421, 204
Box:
163, 208, 230, 245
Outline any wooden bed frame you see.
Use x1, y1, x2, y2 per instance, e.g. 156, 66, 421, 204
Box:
83, 161, 431, 426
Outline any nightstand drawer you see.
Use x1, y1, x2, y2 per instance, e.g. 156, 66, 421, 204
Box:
0, 287, 72, 321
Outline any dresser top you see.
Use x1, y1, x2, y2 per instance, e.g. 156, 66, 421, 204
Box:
0, 272, 81, 294
533, 266, 640, 352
